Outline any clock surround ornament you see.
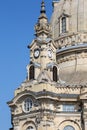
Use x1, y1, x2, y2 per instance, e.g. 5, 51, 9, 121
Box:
34, 49, 40, 58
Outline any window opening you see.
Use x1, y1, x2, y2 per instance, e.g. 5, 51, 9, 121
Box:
29, 65, 34, 80
53, 66, 57, 82
26, 126, 34, 130
64, 125, 75, 130
63, 105, 75, 112
62, 17, 66, 33
24, 98, 33, 112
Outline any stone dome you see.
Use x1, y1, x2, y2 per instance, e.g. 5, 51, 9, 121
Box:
51, 0, 87, 40
50, 0, 87, 86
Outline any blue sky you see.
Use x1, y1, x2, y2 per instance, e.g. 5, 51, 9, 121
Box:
0, 0, 52, 129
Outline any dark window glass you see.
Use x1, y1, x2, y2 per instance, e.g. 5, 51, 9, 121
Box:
53, 66, 57, 82
29, 65, 34, 80
62, 17, 66, 33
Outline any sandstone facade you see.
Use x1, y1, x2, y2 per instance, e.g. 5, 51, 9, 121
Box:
8, 0, 87, 130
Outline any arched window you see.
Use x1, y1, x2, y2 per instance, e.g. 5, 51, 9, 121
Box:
23, 98, 33, 113
53, 66, 57, 82
26, 126, 34, 130
29, 65, 35, 80
62, 17, 66, 33
64, 125, 75, 130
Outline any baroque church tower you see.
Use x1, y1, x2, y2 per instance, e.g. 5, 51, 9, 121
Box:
8, 0, 87, 130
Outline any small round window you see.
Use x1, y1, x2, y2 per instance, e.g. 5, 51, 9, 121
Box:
23, 98, 33, 113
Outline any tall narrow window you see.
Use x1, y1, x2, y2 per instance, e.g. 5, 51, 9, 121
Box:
53, 66, 57, 82
62, 17, 66, 33
29, 65, 34, 80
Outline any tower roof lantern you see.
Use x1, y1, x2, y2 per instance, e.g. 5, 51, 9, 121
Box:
40, 0, 46, 14
39, 0, 47, 20
34, 0, 51, 38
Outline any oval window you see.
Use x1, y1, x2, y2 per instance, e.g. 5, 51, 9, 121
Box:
23, 98, 33, 113
26, 126, 34, 130
64, 125, 75, 130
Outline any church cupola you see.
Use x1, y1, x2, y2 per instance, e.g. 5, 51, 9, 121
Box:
35, 0, 51, 39
40, 0, 46, 14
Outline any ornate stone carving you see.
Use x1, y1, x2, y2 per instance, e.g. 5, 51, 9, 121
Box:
46, 113, 55, 121
55, 33, 87, 49
35, 116, 42, 124
13, 119, 19, 126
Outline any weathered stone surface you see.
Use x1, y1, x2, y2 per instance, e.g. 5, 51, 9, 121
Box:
8, 1, 87, 130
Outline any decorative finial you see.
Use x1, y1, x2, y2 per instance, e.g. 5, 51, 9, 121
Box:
40, 0, 46, 14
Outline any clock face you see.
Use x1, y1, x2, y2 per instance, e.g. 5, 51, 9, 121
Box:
34, 49, 40, 58
48, 50, 52, 58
